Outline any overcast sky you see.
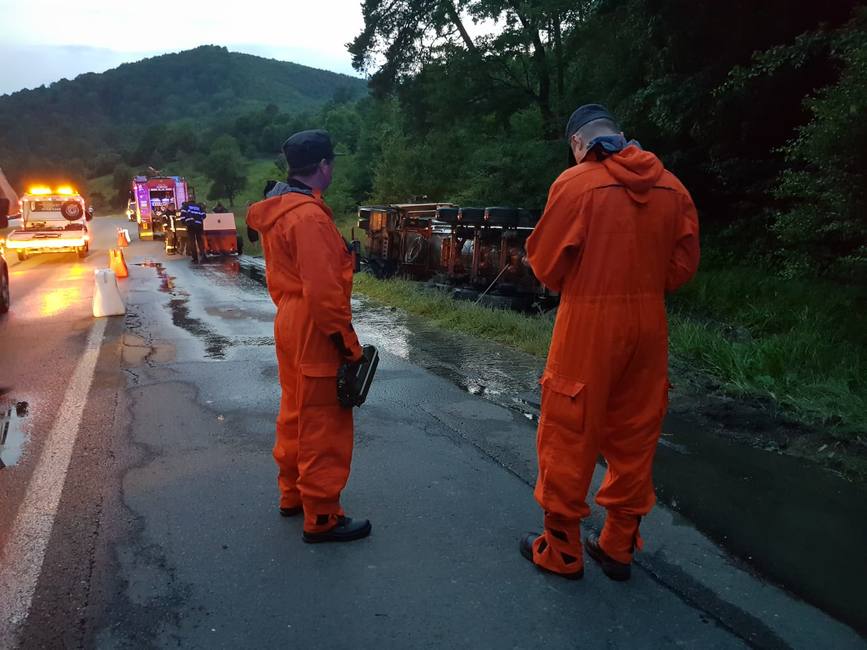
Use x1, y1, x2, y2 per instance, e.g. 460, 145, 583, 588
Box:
0, 0, 367, 96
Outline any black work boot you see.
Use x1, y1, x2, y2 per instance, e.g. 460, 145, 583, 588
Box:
585, 535, 631, 581
302, 515, 372, 544
279, 505, 302, 517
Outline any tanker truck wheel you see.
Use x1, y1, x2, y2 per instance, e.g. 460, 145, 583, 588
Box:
77, 244, 89, 258
17, 251, 28, 262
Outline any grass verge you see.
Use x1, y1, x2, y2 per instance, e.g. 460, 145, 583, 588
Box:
353, 268, 867, 440
354, 274, 554, 357
668, 268, 866, 438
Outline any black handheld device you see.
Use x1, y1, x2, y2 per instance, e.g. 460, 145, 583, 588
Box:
337, 344, 379, 408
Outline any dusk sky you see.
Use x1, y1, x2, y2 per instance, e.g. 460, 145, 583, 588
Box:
0, 0, 367, 96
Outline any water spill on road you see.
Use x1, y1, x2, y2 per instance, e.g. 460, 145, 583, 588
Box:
137, 260, 231, 359
0, 401, 30, 468
237, 256, 866, 630
352, 297, 544, 420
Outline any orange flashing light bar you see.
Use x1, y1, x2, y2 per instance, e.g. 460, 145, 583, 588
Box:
25, 185, 79, 196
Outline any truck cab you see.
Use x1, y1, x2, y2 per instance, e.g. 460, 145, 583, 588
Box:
4, 185, 92, 261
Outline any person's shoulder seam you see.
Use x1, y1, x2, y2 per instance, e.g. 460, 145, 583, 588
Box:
554, 166, 613, 202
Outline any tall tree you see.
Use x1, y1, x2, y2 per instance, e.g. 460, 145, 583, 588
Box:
203, 136, 247, 205
350, 0, 591, 138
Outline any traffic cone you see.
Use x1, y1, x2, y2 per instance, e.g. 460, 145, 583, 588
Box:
92, 269, 125, 317
109, 248, 129, 279
117, 228, 129, 248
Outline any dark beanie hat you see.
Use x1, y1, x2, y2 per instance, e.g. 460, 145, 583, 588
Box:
564, 104, 616, 139
282, 129, 335, 170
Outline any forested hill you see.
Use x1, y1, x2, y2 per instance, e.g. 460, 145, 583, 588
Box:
0, 46, 366, 185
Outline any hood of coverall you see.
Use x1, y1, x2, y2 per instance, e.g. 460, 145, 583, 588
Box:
246, 187, 323, 234
601, 145, 664, 205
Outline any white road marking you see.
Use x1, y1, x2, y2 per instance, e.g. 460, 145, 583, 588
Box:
0, 317, 108, 645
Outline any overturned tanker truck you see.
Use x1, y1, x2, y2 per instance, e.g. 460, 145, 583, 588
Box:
356, 203, 557, 311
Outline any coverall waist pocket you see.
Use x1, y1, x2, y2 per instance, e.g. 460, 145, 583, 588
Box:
539, 371, 587, 433
300, 363, 340, 408
540, 371, 585, 398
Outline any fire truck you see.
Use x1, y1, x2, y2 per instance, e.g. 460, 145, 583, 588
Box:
130, 175, 190, 239
4, 185, 92, 261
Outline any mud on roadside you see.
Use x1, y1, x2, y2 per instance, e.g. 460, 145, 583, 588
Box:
667, 355, 867, 482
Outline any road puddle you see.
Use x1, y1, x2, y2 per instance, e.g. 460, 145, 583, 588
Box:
140, 259, 268, 359
0, 401, 30, 469
352, 297, 544, 419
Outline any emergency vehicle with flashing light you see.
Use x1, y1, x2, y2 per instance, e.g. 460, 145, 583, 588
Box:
129, 175, 190, 239
4, 185, 93, 262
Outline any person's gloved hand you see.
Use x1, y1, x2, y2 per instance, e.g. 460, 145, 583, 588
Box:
336, 358, 362, 408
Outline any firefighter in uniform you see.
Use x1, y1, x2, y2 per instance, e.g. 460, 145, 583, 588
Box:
520, 105, 700, 580
180, 201, 206, 263
246, 130, 371, 543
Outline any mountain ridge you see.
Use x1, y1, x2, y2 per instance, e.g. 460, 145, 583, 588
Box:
0, 46, 368, 185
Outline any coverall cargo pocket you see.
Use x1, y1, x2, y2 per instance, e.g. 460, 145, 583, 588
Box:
300, 364, 339, 407
539, 371, 586, 433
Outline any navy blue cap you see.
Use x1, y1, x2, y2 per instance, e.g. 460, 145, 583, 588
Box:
282, 129, 335, 170
564, 104, 616, 139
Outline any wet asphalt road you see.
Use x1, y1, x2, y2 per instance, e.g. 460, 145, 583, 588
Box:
0, 216, 864, 649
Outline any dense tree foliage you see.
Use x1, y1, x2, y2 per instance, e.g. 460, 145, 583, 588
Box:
344, 0, 866, 283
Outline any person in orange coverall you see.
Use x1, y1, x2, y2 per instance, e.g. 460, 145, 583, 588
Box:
246, 129, 371, 544
520, 105, 700, 580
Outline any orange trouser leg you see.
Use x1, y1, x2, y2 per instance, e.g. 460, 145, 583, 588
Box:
596, 373, 667, 564
274, 382, 301, 510
296, 373, 354, 533
533, 385, 599, 575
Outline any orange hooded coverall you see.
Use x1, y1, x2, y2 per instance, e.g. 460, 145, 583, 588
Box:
526, 145, 699, 576
247, 190, 362, 534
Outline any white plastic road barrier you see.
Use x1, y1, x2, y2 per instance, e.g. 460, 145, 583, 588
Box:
92, 268, 125, 317
123, 228, 132, 244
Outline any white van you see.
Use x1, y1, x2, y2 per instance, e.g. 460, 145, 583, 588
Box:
4, 186, 93, 261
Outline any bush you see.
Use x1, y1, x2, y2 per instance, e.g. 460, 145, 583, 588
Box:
772, 10, 867, 282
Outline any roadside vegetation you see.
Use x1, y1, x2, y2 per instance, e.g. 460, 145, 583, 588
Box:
353, 270, 866, 442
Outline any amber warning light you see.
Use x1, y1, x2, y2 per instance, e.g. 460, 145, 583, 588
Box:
25, 185, 78, 196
